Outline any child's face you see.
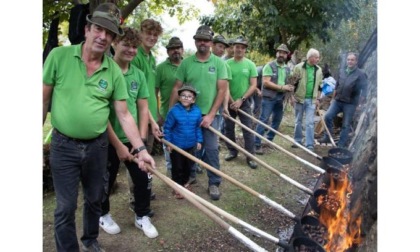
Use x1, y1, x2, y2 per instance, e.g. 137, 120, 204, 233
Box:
113, 40, 138, 63
178, 90, 195, 107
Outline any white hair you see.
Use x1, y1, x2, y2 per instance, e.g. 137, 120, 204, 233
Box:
306, 48, 320, 59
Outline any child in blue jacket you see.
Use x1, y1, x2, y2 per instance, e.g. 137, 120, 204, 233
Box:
164, 85, 203, 199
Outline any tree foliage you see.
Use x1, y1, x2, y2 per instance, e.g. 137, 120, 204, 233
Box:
200, 0, 360, 56
307, 0, 377, 76
42, 0, 199, 46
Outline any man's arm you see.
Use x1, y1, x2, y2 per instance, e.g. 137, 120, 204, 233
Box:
262, 76, 281, 91
148, 110, 163, 141
113, 100, 155, 171
222, 82, 231, 117
358, 71, 368, 105
137, 98, 149, 140
242, 77, 257, 99
201, 78, 227, 128
107, 121, 132, 161
229, 77, 256, 110
263, 76, 294, 92
155, 87, 164, 126
43, 84, 53, 125
209, 79, 228, 116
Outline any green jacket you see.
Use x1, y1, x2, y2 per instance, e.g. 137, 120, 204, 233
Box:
292, 61, 322, 103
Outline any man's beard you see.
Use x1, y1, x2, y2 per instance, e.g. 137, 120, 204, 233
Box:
197, 45, 209, 54
277, 56, 285, 64
171, 53, 181, 61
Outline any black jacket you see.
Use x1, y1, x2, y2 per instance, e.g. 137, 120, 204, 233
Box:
335, 68, 367, 105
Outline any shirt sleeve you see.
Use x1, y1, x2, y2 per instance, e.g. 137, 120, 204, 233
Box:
43, 48, 58, 85
262, 63, 273, 77
250, 61, 258, 78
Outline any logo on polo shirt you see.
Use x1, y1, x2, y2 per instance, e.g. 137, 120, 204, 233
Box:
98, 79, 108, 92
208, 66, 216, 73
130, 81, 139, 92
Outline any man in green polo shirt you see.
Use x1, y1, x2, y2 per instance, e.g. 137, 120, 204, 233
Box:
291, 48, 323, 151
223, 36, 258, 169
169, 25, 228, 201
132, 18, 163, 153
212, 34, 229, 57
42, 3, 155, 252
99, 27, 158, 239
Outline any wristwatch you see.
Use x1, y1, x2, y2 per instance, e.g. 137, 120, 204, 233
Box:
241, 96, 246, 102
132, 145, 147, 155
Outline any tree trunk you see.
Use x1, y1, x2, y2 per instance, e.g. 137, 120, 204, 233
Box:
43, 14, 59, 64
121, 0, 144, 19
88, 0, 143, 19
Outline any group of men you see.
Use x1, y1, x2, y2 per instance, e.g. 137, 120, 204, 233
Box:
42, 3, 368, 251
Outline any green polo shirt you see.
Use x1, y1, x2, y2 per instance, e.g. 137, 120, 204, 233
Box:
131, 46, 158, 121
109, 64, 150, 143
262, 62, 287, 85
226, 58, 258, 100
43, 43, 128, 139
175, 53, 228, 114
156, 58, 179, 119
306, 65, 315, 98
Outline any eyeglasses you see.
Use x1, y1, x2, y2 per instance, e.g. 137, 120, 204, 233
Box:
180, 95, 194, 101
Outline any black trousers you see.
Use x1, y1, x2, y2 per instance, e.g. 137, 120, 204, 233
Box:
170, 147, 195, 185
101, 143, 152, 217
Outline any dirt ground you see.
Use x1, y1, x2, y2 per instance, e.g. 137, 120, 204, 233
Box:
43, 111, 330, 252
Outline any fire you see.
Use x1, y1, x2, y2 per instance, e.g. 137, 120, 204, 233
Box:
317, 171, 363, 251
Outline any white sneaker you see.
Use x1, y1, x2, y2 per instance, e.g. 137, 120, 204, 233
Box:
99, 213, 121, 235
135, 216, 158, 238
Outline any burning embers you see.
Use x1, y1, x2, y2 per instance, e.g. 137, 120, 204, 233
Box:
315, 164, 363, 251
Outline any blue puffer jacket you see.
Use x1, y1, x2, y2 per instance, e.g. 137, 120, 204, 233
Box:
164, 102, 203, 149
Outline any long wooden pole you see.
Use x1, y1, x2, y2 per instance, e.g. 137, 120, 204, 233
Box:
137, 161, 268, 252
224, 115, 325, 175
238, 109, 322, 160
207, 126, 315, 195
161, 139, 299, 218
317, 109, 337, 147
157, 168, 281, 245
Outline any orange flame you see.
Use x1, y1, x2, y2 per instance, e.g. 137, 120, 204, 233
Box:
317, 172, 363, 251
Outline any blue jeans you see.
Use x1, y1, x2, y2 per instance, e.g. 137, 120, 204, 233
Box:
224, 99, 255, 156
294, 99, 316, 148
202, 115, 222, 186
162, 142, 172, 172
324, 100, 357, 147
218, 106, 226, 134
255, 93, 285, 147
49, 129, 108, 251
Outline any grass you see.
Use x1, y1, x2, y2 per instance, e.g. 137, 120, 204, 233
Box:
42, 109, 330, 251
